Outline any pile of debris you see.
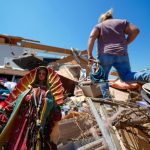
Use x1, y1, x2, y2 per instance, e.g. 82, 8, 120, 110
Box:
0, 34, 150, 149
57, 65, 150, 150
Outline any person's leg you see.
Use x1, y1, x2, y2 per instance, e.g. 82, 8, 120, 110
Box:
114, 55, 150, 83
98, 55, 113, 98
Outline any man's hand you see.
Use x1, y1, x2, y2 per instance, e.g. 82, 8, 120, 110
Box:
88, 55, 94, 60
88, 56, 96, 66
125, 23, 140, 45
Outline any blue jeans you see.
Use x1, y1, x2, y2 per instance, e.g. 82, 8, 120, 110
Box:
98, 54, 150, 98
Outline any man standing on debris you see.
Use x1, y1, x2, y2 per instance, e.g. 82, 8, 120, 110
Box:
87, 9, 150, 98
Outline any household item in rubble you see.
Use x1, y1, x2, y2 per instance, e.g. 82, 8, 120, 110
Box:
89, 60, 109, 98
79, 81, 102, 98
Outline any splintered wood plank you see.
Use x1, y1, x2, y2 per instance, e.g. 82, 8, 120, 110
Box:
120, 127, 150, 150
0, 67, 29, 76
59, 118, 91, 144
21, 41, 73, 55
109, 87, 130, 102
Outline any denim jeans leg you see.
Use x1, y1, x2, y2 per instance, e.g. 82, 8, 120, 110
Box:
114, 55, 150, 83
99, 82, 110, 98
113, 55, 133, 81
98, 55, 113, 98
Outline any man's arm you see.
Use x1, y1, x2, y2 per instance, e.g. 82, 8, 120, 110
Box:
88, 28, 99, 60
124, 23, 140, 45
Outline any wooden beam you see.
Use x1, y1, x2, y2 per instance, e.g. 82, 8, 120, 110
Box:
21, 41, 73, 55
0, 34, 40, 45
0, 67, 29, 76
81, 50, 88, 55
50, 55, 74, 66
77, 56, 90, 74
21, 41, 87, 56
50, 55, 90, 74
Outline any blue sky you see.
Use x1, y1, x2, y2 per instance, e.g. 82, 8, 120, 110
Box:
0, 0, 150, 71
